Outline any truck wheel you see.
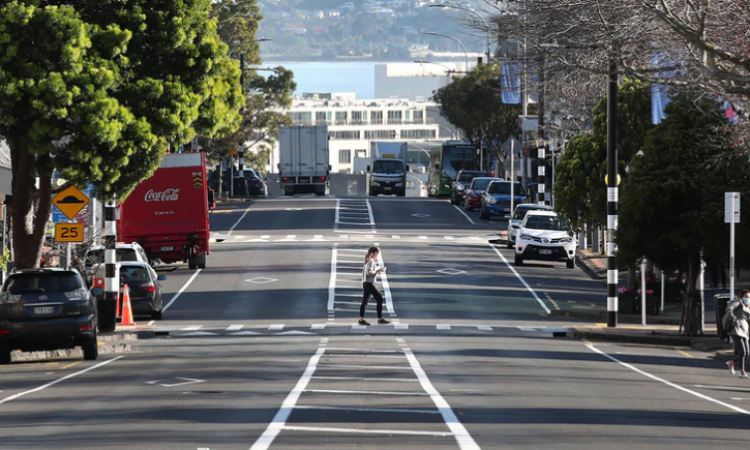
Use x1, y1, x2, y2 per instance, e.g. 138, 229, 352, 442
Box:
151, 309, 163, 321
82, 340, 98, 361
188, 254, 206, 270
369, 191, 377, 197
514, 254, 523, 266
566, 257, 575, 269
283, 187, 294, 196
397, 189, 406, 197
314, 187, 326, 196
0, 345, 11, 365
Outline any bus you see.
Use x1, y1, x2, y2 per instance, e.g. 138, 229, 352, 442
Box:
427, 142, 478, 197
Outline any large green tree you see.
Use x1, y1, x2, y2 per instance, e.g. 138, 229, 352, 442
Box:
0, 0, 243, 269
432, 63, 521, 168
618, 94, 749, 336
554, 79, 653, 230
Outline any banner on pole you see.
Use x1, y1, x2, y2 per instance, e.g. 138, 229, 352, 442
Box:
725, 192, 740, 223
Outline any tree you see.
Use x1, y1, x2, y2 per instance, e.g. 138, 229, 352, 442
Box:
618, 93, 748, 335
0, 0, 243, 269
201, 0, 296, 169
432, 63, 521, 168
554, 79, 653, 230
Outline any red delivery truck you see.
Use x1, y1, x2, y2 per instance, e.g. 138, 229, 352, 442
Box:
118, 152, 214, 269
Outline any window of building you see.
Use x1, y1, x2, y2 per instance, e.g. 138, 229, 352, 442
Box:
351, 111, 365, 124
288, 112, 312, 125
387, 110, 402, 124
329, 130, 361, 140
364, 130, 397, 139
371, 111, 383, 125
335, 111, 348, 125
413, 110, 424, 123
400, 129, 437, 139
405, 110, 411, 122
339, 149, 351, 164
315, 112, 327, 125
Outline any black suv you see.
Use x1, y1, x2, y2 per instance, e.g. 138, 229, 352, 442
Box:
0, 268, 98, 364
451, 170, 489, 205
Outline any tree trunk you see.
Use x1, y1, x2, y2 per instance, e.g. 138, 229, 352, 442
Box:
10, 137, 51, 270
681, 253, 702, 336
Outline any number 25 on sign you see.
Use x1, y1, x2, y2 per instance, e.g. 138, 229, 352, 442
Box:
55, 223, 84, 243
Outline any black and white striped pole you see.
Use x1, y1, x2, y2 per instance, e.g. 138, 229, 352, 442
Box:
238, 147, 244, 177
606, 59, 619, 328
537, 143, 546, 205
100, 199, 119, 332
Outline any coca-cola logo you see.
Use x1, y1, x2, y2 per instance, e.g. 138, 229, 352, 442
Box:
145, 188, 180, 202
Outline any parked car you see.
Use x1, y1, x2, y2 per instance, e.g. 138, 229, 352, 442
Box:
451, 170, 489, 205
118, 262, 166, 320
85, 242, 150, 270
464, 177, 499, 211
506, 204, 553, 248
0, 268, 99, 364
514, 211, 576, 269
480, 180, 525, 220
243, 169, 267, 196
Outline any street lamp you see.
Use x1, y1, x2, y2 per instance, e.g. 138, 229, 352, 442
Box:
428, 3, 491, 64
423, 32, 470, 71
229, 37, 273, 58
414, 60, 455, 75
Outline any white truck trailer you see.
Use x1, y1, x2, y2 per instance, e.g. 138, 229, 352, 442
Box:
367, 141, 408, 197
278, 126, 330, 196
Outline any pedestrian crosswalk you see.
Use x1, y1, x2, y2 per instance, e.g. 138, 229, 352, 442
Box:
214, 234, 496, 244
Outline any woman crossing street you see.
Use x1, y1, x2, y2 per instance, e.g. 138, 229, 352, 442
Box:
359, 246, 390, 326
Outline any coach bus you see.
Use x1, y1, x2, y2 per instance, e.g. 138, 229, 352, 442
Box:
427, 142, 478, 197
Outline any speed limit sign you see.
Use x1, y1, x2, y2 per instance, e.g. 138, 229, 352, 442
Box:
55, 223, 84, 243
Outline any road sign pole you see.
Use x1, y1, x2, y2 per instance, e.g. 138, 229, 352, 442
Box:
726, 192, 740, 299
66, 242, 72, 270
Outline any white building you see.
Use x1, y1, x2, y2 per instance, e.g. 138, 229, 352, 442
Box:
271, 92, 441, 174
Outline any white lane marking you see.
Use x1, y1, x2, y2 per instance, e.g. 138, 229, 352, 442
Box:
268, 324, 284, 331
311, 324, 326, 330
323, 348, 403, 353
228, 204, 253, 235
489, 244, 552, 315
249, 345, 326, 450
394, 324, 409, 330
453, 205, 476, 225
227, 325, 244, 331
517, 327, 537, 332
445, 236, 455, 240
316, 363, 414, 370
311, 376, 417, 382
437, 324, 451, 330
163, 269, 202, 312
586, 343, 750, 416
293, 405, 440, 414
403, 347, 480, 449
182, 331, 217, 336
351, 325, 367, 330
303, 389, 428, 396
418, 235, 428, 240
334, 199, 340, 225
261, 235, 270, 239
477, 326, 493, 331
147, 320, 155, 326
282, 426, 452, 437
376, 251, 395, 315
335, 293, 362, 298
0, 357, 124, 405
365, 199, 376, 226
327, 247, 338, 313
337, 272, 361, 277
182, 325, 203, 331
323, 354, 408, 359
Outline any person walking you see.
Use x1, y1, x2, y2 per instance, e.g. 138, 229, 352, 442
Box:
359, 246, 390, 326
725, 289, 750, 378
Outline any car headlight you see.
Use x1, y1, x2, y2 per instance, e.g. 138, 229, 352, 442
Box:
560, 237, 573, 243
65, 287, 89, 301
457, 184, 465, 191
372, 182, 380, 186
395, 182, 403, 187
486, 197, 496, 204
519, 234, 533, 241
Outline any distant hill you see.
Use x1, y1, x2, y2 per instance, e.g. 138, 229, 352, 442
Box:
258, 0, 488, 61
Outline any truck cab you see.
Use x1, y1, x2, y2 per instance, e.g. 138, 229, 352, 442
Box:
368, 142, 409, 197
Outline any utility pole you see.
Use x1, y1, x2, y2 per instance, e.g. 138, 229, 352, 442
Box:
537, 58, 547, 206
606, 58, 619, 328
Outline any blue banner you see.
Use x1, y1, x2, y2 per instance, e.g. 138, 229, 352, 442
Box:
500, 61, 521, 104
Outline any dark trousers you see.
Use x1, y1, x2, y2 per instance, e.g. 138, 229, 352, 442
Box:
733, 335, 749, 370
360, 282, 384, 318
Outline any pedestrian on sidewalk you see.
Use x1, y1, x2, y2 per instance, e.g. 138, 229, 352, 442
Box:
359, 246, 390, 326
724, 289, 750, 378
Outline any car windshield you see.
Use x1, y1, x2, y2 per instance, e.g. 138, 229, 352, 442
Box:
5, 272, 84, 294
373, 160, 404, 173
87, 249, 139, 265
514, 207, 547, 220
470, 178, 494, 190
488, 182, 522, 194
120, 266, 150, 282
458, 172, 487, 182
524, 215, 568, 231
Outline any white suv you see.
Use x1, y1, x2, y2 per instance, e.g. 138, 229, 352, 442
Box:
514, 211, 576, 269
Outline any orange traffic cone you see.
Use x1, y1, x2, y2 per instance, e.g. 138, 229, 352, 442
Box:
120, 284, 136, 327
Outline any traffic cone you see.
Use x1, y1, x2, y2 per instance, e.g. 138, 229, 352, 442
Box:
120, 284, 136, 327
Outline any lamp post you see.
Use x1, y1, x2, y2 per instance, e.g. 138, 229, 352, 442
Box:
423, 32, 470, 71
229, 37, 273, 58
414, 59, 455, 74
428, 3, 491, 63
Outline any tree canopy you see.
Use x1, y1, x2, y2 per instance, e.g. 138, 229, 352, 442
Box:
0, 0, 243, 268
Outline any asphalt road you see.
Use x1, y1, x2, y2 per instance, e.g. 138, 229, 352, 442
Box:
1, 195, 748, 449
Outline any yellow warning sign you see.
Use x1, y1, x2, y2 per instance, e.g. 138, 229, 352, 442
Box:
52, 186, 90, 220
55, 223, 84, 243
193, 172, 204, 189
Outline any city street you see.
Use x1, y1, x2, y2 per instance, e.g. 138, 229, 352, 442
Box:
1, 196, 748, 449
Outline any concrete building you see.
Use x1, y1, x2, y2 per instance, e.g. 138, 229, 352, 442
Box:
0, 141, 11, 196
273, 92, 441, 174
